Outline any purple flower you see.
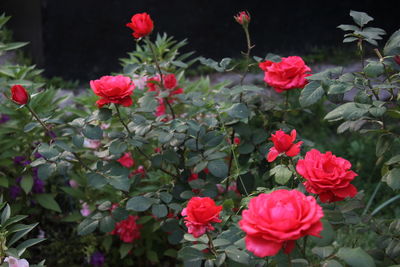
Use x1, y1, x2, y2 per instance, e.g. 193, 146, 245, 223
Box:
90, 251, 105, 267
0, 114, 10, 124
47, 131, 57, 139
13, 156, 30, 166
32, 177, 45, 194
10, 185, 22, 200
34, 152, 43, 159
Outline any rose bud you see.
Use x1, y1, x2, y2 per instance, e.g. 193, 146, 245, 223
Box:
10, 85, 29, 105
234, 11, 250, 26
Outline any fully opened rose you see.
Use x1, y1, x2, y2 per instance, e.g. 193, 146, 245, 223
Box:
296, 149, 358, 203
259, 56, 311, 93
239, 189, 324, 257
126, 12, 154, 39
267, 129, 303, 162
90, 75, 135, 108
111, 215, 142, 243
181, 197, 222, 238
117, 152, 135, 168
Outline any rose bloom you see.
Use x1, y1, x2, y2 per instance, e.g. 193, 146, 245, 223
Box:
259, 56, 311, 93
126, 12, 154, 39
181, 197, 222, 238
239, 189, 323, 257
111, 215, 142, 243
163, 73, 177, 89
4, 256, 29, 267
90, 75, 135, 108
10, 85, 29, 105
267, 129, 303, 162
234, 11, 250, 25
296, 149, 358, 203
117, 152, 135, 168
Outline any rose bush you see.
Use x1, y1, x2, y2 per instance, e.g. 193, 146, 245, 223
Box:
0, 9, 399, 267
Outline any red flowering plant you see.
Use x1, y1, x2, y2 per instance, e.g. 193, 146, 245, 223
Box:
3, 8, 400, 267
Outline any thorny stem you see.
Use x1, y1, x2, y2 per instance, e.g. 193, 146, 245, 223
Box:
227, 24, 253, 190
25, 105, 54, 141
206, 232, 218, 257
145, 37, 176, 119
114, 104, 131, 135
374, 48, 395, 99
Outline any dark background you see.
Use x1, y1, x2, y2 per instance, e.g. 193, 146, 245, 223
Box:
1, 0, 398, 81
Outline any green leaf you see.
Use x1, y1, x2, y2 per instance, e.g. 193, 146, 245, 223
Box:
72, 135, 84, 148
34, 194, 61, 212
98, 108, 112, 121
109, 140, 128, 155
37, 163, 56, 180
126, 196, 154, 212
225, 246, 249, 264
120, 243, 133, 259
310, 220, 334, 246
109, 175, 131, 192
384, 29, 400, 56
207, 160, 228, 178
364, 62, 384, 77
270, 165, 292, 185
23, 122, 39, 132
337, 247, 376, 267
88, 173, 108, 189
159, 192, 173, 204
7, 223, 38, 247
385, 155, 400, 165
152, 204, 168, 218
322, 260, 343, 267
350, 10, 374, 27
16, 238, 45, 257
383, 168, 400, 190
237, 142, 254, 154
20, 176, 33, 194
99, 216, 116, 233
77, 219, 99, 235
177, 246, 205, 262
312, 246, 335, 259
1, 204, 11, 225
227, 103, 249, 119
83, 125, 103, 140
299, 81, 325, 107
328, 82, 353, 95
324, 103, 370, 121
376, 134, 392, 157
38, 144, 59, 159
2, 215, 28, 229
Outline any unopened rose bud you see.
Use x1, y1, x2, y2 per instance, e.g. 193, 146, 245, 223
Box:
234, 11, 250, 26
10, 85, 29, 105
234, 137, 241, 145
394, 55, 400, 65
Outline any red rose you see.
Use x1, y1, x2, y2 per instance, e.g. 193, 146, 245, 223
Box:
394, 55, 400, 65
234, 11, 250, 25
233, 137, 241, 145
163, 74, 177, 89
90, 75, 135, 108
117, 152, 135, 168
259, 56, 311, 93
296, 149, 358, 203
111, 215, 142, 243
181, 197, 222, 238
10, 85, 29, 105
126, 12, 154, 39
239, 189, 323, 257
267, 129, 303, 162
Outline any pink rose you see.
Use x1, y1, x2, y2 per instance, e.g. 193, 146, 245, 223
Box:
90, 75, 135, 108
239, 189, 323, 257
267, 129, 303, 162
181, 197, 222, 238
259, 56, 311, 93
296, 149, 358, 203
